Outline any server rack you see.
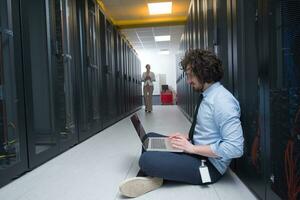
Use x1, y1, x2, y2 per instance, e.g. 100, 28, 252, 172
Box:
0, 0, 28, 187
0, 0, 142, 189
121, 38, 126, 114
265, 1, 300, 199
178, 0, 300, 199
214, 0, 230, 90
114, 29, 122, 120
206, 0, 215, 50
76, 0, 103, 141
120, 37, 126, 116
101, 17, 117, 128
21, 0, 61, 168
232, 0, 265, 199
128, 50, 132, 112
136, 59, 142, 108
127, 43, 131, 112
132, 52, 135, 111
125, 45, 130, 113
129, 51, 134, 111
53, 0, 78, 152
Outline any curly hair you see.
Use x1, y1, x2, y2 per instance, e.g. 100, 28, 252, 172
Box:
180, 49, 223, 83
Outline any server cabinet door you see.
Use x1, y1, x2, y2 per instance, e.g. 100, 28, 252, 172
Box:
206, 0, 215, 50
128, 51, 133, 111
54, 0, 78, 151
266, 1, 300, 199
138, 60, 142, 106
203, 0, 209, 49
127, 47, 131, 112
215, 0, 230, 89
21, 0, 60, 168
129, 52, 133, 110
77, 0, 102, 141
101, 18, 117, 127
132, 55, 136, 108
0, 0, 28, 187
134, 57, 138, 108
107, 23, 117, 123
196, 0, 204, 49
233, 0, 265, 199
115, 32, 123, 118
121, 38, 126, 115
86, 0, 102, 134
124, 45, 129, 113
188, 1, 194, 49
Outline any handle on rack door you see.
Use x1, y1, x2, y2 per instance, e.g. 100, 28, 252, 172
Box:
0, 28, 14, 37
87, 56, 98, 69
62, 53, 72, 63
8, 121, 16, 130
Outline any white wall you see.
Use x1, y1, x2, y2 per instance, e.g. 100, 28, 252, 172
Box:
138, 49, 177, 95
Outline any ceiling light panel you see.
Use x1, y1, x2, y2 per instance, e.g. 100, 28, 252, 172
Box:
155, 35, 171, 42
158, 49, 170, 55
148, 2, 172, 15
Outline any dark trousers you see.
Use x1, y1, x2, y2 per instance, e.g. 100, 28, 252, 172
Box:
139, 132, 223, 185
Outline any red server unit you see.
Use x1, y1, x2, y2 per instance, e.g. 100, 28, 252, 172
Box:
160, 91, 173, 105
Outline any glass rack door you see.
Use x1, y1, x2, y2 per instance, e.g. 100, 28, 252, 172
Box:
102, 20, 116, 127
0, 0, 28, 187
267, 1, 300, 199
54, 0, 77, 151
87, 1, 101, 126
21, 0, 59, 168
232, 0, 266, 199
77, 0, 102, 141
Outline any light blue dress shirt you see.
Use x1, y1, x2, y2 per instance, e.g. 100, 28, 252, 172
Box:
193, 82, 244, 174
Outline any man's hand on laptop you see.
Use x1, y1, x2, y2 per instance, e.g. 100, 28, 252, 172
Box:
169, 135, 195, 154
168, 132, 188, 140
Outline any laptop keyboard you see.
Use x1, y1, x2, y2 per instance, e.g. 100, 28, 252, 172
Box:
150, 138, 167, 149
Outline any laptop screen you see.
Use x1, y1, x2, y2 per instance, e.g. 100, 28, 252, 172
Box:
130, 114, 147, 140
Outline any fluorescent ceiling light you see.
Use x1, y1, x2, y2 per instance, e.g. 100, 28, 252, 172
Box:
148, 2, 172, 15
155, 35, 171, 42
159, 49, 170, 55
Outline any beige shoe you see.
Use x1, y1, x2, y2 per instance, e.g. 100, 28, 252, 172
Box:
119, 177, 163, 198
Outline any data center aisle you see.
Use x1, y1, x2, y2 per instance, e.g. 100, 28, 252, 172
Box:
0, 106, 257, 200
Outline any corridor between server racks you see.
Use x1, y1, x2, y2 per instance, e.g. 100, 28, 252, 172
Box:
0, 106, 257, 200
2, 0, 299, 199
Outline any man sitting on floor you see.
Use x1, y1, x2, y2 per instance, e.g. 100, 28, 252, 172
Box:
119, 49, 244, 198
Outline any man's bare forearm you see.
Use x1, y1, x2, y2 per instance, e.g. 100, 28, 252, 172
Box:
192, 145, 218, 158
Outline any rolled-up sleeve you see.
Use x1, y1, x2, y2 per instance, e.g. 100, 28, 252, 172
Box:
210, 98, 244, 159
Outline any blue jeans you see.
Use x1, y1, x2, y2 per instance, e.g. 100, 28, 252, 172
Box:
139, 132, 223, 185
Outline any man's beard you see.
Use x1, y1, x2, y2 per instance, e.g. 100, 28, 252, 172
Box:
192, 83, 204, 92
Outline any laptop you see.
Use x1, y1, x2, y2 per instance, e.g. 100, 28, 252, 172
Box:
130, 114, 183, 152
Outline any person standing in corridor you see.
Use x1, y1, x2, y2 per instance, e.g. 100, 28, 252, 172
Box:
142, 64, 155, 112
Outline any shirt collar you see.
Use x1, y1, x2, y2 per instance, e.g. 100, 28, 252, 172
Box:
202, 82, 221, 98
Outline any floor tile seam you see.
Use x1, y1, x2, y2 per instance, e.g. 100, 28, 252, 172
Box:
211, 184, 222, 200
113, 153, 139, 200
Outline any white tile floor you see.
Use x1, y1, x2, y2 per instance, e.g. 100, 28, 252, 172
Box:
0, 106, 258, 200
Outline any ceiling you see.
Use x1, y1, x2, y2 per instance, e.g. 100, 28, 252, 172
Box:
121, 26, 184, 55
101, 0, 190, 28
100, 0, 189, 55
